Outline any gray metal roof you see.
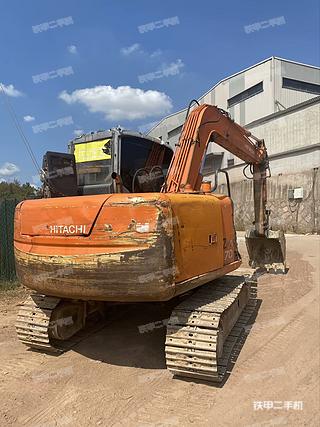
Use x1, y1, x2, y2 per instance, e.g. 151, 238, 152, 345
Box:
69, 128, 167, 146
147, 56, 320, 134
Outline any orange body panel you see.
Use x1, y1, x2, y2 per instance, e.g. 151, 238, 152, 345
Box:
14, 193, 241, 302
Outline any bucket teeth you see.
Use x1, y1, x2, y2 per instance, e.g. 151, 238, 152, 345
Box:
245, 229, 286, 273
165, 276, 254, 382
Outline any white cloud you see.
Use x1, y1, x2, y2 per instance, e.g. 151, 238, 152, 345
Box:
68, 45, 78, 54
23, 115, 35, 122
0, 83, 23, 97
59, 85, 172, 121
120, 43, 142, 56
0, 162, 20, 177
74, 129, 84, 136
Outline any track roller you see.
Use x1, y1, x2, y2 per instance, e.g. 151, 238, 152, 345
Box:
165, 275, 253, 382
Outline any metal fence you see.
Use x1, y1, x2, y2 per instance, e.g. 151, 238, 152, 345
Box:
0, 199, 20, 281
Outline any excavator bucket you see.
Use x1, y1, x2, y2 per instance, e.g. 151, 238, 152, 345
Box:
245, 229, 286, 273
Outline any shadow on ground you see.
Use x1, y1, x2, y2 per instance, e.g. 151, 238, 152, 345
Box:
72, 300, 177, 370
70, 278, 262, 385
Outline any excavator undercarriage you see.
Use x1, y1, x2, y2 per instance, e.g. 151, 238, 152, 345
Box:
166, 274, 255, 382
16, 295, 105, 353
16, 273, 257, 383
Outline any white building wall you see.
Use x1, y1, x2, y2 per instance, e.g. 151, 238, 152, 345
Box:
242, 61, 274, 124
219, 98, 320, 182
223, 148, 320, 183
247, 100, 320, 155
226, 60, 274, 125
275, 58, 320, 110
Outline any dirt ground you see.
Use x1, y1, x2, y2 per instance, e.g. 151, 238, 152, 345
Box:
0, 234, 319, 427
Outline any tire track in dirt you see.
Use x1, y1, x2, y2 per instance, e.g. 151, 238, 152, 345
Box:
111, 381, 212, 427
18, 386, 80, 426
231, 296, 315, 384
106, 371, 170, 425
0, 352, 48, 384
229, 251, 316, 381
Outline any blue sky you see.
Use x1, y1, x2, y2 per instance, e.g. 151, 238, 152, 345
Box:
0, 0, 319, 185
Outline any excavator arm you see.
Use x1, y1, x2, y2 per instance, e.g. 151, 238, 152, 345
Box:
163, 103, 286, 271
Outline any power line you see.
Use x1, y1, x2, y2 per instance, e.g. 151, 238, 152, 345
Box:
0, 83, 41, 174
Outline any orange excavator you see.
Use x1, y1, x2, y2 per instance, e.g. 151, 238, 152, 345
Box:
14, 102, 286, 382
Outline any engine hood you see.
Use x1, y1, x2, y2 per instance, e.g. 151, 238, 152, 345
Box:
18, 194, 112, 236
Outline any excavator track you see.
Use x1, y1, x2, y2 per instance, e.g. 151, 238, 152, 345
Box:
15, 294, 108, 353
165, 274, 256, 382
16, 294, 62, 353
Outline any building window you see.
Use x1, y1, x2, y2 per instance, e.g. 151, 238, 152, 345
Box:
202, 153, 223, 175
168, 126, 183, 139
227, 158, 234, 168
227, 82, 263, 108
282, 77, 320, 95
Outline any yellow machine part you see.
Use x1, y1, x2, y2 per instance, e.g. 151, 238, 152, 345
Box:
166, 194, 235, 283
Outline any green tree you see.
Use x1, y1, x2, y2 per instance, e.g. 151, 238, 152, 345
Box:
0, 180, 41, 200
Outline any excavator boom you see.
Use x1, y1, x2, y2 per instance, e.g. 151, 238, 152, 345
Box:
163, 103, 286, 271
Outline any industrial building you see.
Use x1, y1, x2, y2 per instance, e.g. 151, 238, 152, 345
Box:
148, 57, 320, 233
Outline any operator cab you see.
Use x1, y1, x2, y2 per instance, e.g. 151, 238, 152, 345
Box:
42, 128, 173, 197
